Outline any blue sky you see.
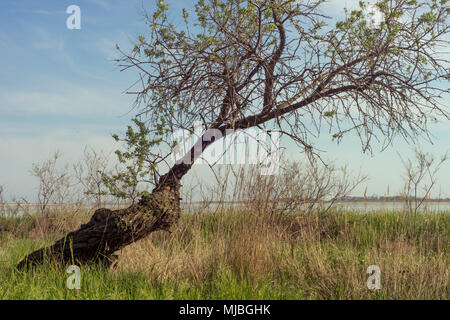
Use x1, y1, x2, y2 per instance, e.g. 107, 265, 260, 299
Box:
0, 0, 449, 201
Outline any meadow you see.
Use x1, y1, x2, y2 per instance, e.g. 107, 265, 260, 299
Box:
0, 207, 448, 300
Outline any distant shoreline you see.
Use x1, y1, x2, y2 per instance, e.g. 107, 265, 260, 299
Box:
337, 199, 450, 203
2, 199, 450, 207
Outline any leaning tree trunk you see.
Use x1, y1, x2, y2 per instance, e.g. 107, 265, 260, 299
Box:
16, 170, 187, 270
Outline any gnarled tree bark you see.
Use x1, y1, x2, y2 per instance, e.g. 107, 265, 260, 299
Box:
16, 166, 189, 270
16, 122, 220, 270
15, 0, 450, 269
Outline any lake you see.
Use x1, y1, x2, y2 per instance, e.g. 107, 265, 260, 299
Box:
334, 201, 450, 213
1, 201, 450, 218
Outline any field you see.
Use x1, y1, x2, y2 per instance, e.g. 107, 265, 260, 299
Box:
0, 208, 448, 299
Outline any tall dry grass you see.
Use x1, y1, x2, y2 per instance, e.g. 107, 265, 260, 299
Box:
1, 204, 448, 299
112, 208, 448, 299
0, 159, 448, 299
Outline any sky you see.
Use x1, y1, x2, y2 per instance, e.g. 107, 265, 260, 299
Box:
0, 0, 449, 202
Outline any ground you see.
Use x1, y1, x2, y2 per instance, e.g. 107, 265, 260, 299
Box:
0, 208, 448, 299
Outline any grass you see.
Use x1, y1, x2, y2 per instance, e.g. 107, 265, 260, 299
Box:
0, 208, 448, 299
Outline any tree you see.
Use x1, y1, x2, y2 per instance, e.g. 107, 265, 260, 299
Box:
17, 0, 449, 268
399, 148, 449, 235
101, 118, 165, 205
31, 152, 73, 214
73, 147, 110, 209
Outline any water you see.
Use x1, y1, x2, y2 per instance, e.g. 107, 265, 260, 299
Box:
1, 201, 450, 218
334, 201, 450, 213
181, 201, 450, 214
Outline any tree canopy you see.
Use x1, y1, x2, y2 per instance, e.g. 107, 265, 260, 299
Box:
115, 0, 449, 185
16, 0, 450, 270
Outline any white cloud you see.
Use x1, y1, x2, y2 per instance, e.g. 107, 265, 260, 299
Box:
0, 126, 120, 202
0, 82, 133, 118
95, 37, 122, 60
88, 0, 111, 10
31, 27, 76, 67
33, 9, 51, 15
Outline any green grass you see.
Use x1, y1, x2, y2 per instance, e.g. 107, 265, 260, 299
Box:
0, 209, 448, 299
